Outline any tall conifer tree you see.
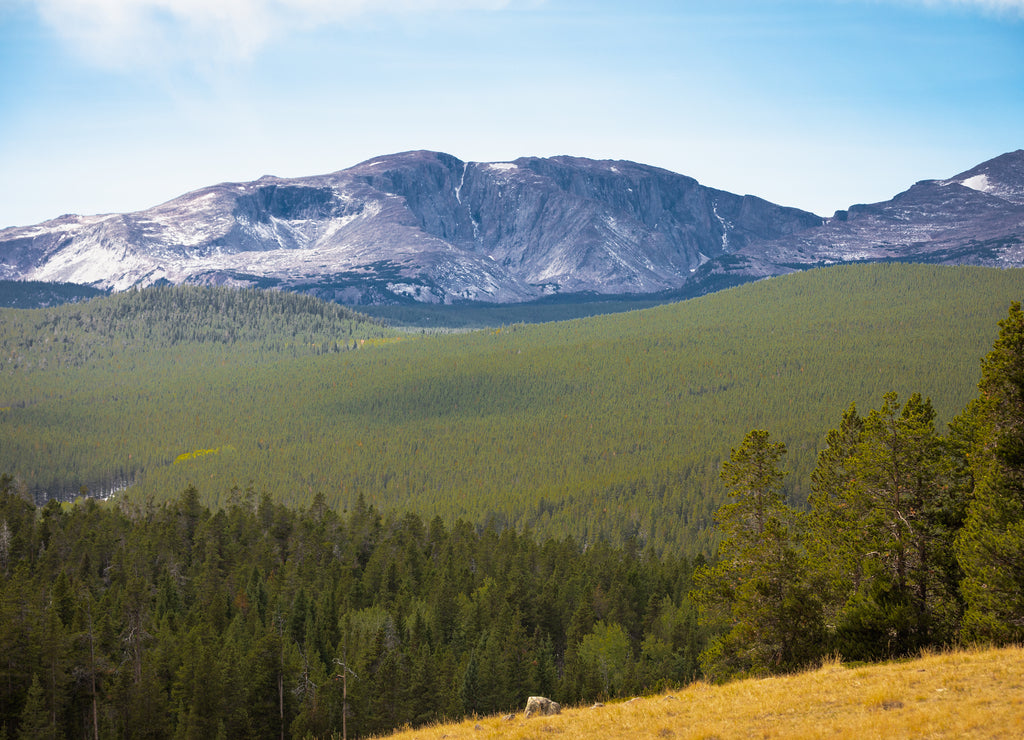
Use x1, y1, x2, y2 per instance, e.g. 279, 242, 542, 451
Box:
696, 430, 823, 680
957, 302, 1024, 643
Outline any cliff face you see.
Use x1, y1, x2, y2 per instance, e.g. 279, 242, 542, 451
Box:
0, 150, 825, 304
3, 149, 1021, 305
342, 151, 826, 298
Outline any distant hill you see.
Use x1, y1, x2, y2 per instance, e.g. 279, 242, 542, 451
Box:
4, 149, 1020, 309
2, 264, 1022, 554
0, 283, 395, 370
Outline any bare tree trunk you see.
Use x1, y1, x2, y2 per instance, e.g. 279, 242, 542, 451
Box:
335, 652, 356, 740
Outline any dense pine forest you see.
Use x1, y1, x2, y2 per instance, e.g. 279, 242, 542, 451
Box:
0, 480, 701, 738
0, 283, 397, 371
2, 264, 1024, 555
3, 297, 1024, 738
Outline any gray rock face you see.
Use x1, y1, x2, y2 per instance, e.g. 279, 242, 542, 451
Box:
2, 149, 1020, 305
0, 151, 822, 304
741, 149, 1024, 268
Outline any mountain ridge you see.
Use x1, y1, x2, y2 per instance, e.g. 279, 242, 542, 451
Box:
741, 148, 1024, 269
2, 149, 1022, 305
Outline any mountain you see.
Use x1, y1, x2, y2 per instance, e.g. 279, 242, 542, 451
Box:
734, 149, 1024, 268
0, 151, 822, 304
2, 149, 1022, 306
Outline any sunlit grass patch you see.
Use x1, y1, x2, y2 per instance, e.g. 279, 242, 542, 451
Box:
371, 645, 1024, 740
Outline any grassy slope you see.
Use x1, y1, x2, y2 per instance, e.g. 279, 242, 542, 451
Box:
2, 264, 1023, 555
382, 645, 1024, 739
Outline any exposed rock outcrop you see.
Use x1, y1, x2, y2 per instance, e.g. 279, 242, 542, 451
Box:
524, 696, 561, 718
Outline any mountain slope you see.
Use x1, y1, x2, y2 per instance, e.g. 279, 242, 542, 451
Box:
0, 151, 822, 304
739, 149, 1024, 267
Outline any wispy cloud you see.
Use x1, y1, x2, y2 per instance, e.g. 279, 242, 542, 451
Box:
28, 0, 515, 67
891, 0, 1024, 16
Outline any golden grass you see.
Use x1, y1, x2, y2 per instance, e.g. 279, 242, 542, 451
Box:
374, 645, 1024, 740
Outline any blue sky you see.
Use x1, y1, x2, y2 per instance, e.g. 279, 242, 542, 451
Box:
1, 0, 1021, 228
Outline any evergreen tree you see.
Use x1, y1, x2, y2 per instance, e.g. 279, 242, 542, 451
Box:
695, 430, 823, 680
17, 675, 57, 740
717, 430, 788, 541
957, 302, 1024, 643
808, 392, 958, 659
806, 403, 865, 625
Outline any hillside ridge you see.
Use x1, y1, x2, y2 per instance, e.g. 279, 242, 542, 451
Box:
0, 150, 822, 302
3, 264, 1023, 553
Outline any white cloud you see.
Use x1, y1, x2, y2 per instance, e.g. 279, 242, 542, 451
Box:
938, 0, 1024, 8
894, 0, 1024, 16
29, 0, 515, 66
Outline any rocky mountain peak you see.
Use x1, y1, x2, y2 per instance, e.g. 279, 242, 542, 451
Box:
940, 149, 1024, 205
1, 150, 1021, 306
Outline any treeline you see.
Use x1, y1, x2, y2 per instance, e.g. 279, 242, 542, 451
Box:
2, 265, 1023, 556
0, 480, 703, 739
694, 302, 1024, 680
359, 292, 677, 328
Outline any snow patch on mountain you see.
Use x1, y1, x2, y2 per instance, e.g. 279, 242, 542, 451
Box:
31, 239, 154, 290
960, 174, 993, 193
712, 201, 730, 252
455, 161, 468, 205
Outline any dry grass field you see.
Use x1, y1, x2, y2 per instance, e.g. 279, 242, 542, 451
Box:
374, 645, 1024, 740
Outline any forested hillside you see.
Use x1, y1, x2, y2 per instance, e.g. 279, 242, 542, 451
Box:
2, 299, 1023, 738
0, 283, 396, 370
0, 482, 700, 739
2, 265, 1023, 555
3, 269, 1024, 739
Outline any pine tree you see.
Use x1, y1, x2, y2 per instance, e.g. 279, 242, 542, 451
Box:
17, 675, 57, 740
808, 392, 951, 659
806, 403, 865, 624
957, 302, 1024, 643
695, 430, 823, 680
717, 430, 788, 541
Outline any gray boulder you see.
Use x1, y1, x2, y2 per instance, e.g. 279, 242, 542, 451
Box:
524, 696, 561, 718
